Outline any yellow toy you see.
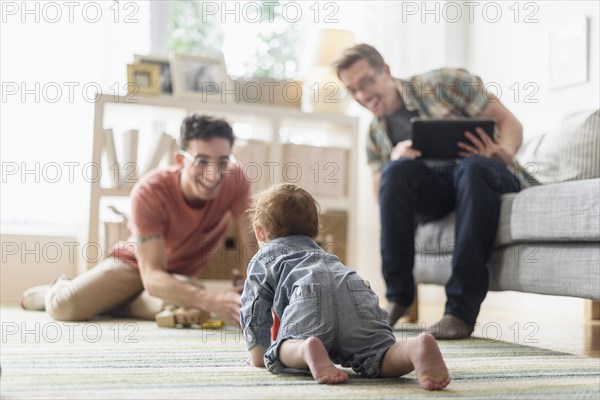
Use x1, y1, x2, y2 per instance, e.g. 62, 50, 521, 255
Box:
155, 306, 224, 329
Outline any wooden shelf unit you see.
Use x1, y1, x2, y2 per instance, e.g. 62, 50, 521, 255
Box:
88, 93, 359, 269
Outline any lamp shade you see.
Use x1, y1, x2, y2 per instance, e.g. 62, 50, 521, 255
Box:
301, 29, 354, 113
308, 29, 355, 67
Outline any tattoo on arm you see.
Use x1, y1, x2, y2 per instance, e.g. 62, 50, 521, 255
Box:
137, 234, 162, 243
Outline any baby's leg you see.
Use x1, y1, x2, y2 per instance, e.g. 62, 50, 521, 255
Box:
279, 337, 348, 384
380, 333, 450, 390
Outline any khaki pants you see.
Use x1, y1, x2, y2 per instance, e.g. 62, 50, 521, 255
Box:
45, 257, 200, 321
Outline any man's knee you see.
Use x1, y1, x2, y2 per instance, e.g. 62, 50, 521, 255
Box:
454, 156, 503, 186
381, 158, 424, 186
45, 282, 97, 321
46, 299, 88, 322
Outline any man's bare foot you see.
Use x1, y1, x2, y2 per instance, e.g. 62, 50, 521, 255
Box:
410, 333, 451, 390
302, 337, 348, 384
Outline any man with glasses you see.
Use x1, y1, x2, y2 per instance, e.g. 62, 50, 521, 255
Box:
21, 114, 255, 325
335, 44, 523, 339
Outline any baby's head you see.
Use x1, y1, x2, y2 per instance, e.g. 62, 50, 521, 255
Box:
250, 183, 319, 244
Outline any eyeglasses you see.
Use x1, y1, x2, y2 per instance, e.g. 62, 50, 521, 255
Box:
178, 150, 233, 172
346, 72, 382, 97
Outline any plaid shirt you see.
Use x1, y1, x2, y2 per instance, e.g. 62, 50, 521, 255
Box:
366, 68, 490, 174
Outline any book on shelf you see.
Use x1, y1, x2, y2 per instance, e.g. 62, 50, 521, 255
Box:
121, 129, 139, 188
321, 146, 348, 197
103, 220, 131, 255
102, 128, 120, 188
141, 132, 176, 176
281, 143, 348, 197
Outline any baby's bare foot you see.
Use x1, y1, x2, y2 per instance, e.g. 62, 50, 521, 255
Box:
411, 333, 451, 390
303, 337, 348, 384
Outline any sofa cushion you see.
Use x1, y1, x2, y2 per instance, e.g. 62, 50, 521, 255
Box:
414, 243, 600, 300
415, 178, 600, 251
414, 212, 455, 254
516, 110, 600, 187
414, 192, 515, 251
510, 179, 600, 242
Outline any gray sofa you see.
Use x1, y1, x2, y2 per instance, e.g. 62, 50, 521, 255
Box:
414, 178, 600, 300
413, 110, 600, 302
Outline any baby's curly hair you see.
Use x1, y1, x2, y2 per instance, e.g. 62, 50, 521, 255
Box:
250, 183, 320, 240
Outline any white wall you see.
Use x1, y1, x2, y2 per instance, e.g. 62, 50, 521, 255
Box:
466, 1, 599, 138
1, 2, 151, 231
0, 234, 80, 303
1, 2, 152, 302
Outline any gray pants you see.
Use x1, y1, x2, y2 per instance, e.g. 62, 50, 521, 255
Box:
264, 278, 396, 378
45, 257, 201, 321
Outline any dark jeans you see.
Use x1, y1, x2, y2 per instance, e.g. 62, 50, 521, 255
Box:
379, 156, 521, 324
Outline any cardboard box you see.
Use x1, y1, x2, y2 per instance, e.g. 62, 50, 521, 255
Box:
282, 143, 348, 197
198, 219, 246, 280
232, 139, 270, 193
316, 211, 348, 265
201, 211, 349, 278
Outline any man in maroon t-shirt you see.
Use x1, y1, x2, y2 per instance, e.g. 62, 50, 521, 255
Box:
21, 115, 255, 325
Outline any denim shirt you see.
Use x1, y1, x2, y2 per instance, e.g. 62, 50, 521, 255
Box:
240, 235, 356, 350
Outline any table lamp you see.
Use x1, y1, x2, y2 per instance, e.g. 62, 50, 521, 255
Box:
301, 29, 355, 113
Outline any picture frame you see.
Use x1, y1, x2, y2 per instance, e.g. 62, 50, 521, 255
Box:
171, 53, 232, 102
126, 63, 161, 96
134, 54, 173, 94
549, 15, 589, 89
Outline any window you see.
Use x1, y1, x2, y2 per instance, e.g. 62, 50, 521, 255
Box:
166, 0, 303, 79
1, 2, 152, 235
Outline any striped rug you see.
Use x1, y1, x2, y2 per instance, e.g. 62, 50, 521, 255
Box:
1, 306, 598, 399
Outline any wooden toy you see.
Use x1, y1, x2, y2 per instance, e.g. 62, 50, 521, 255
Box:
155, 306, 214, 328
155, 269, 244, 328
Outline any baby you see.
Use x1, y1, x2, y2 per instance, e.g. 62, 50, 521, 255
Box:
240, 183, 450, 389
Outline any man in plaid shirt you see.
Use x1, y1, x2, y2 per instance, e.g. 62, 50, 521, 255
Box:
335, 44, 523, 339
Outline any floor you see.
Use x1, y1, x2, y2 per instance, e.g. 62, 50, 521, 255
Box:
414, 300, 600, 358
5, 281, 599, 359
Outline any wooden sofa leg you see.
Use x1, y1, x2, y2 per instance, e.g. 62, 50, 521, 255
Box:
406, 285, 419, 323
585, 300, 600, 321
584, 301, 600, 357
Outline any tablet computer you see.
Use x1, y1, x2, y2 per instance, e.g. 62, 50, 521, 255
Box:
410, 118, 495, 159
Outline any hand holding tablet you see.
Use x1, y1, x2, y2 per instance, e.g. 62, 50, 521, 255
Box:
409, 118, 496, 159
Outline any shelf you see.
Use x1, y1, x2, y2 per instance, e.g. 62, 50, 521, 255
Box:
98, 187, 132, 197
96, 93, 359, 127
316, 196, 350, 211
89, 92, 359, 269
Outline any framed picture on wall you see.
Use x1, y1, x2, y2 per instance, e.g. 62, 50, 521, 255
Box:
134, 54, 173, 94
549, 15, 589, 89
171, 54, 232, 102
126, 63, 161, 96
